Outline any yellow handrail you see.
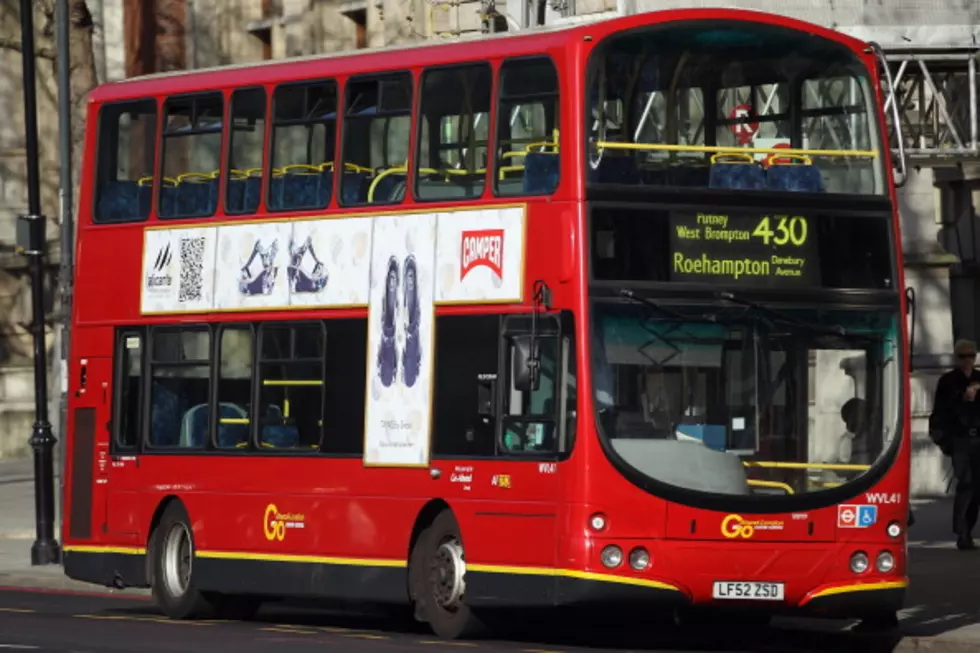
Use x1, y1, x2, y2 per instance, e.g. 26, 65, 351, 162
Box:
746, 479, 795, 494
261, 379, 323, 387
593, 141, 879, 159
743, 461, 870, 471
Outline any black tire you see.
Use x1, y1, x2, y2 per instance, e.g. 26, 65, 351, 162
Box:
150, 502, 209, 619
409, 511, 484, 639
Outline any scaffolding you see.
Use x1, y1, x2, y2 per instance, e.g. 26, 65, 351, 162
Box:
881, 46, 980, 166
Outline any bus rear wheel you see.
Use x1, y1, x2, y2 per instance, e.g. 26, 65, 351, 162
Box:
150, 502, 208, 619
410, 511, 484, 639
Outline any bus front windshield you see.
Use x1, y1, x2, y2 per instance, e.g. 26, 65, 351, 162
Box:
586, 20, 885, 195
590, 301, 901, 498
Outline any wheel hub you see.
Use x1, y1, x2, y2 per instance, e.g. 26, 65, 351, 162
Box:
430, 538, 466, 609
162, 523, 192, 596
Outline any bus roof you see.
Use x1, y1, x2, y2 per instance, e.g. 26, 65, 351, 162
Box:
89, 8, 872, 103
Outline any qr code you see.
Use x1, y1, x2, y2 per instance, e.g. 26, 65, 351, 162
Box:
177, 236, 205, 303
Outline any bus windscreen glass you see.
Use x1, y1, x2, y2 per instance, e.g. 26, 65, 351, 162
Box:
589, 301, 902, 498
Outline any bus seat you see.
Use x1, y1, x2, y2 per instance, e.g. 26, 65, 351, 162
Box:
269, 166, 333, 210
97, 181, 152, 221
372, 170, 406, 203
341, 171, 370, 204
227, 174, 263, 213
259, 405, 300, 448
709, 154, 766, 190
766, 159, 824, 192
165, 174, 219, 218
149, 380, 182, 447
216, 403, 249, 448
523, 152, 559, 194
591, 156, 640, 184
179, 404, 209, 448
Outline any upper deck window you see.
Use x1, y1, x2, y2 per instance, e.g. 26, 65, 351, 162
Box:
585, 21, 885, 196
415, 63, 492, 201
158, 92, 224, 219
226, 87, 267, 215
93, 100, 157, 223
494, 57, 560, 196
340, 73, 413, 206
269, 80, 338, 212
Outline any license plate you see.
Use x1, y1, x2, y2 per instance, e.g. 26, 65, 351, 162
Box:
712, 581, 785, 600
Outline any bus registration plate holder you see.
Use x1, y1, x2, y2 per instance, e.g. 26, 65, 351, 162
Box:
712, 581, 784, 600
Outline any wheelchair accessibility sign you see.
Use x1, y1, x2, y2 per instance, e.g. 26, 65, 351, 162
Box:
838, 504, 878, 529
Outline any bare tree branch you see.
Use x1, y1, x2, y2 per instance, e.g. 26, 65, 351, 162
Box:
0, 35, 57, 60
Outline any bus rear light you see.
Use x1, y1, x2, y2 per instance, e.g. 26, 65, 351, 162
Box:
600, 545, 622, 568
629, 547, 650, 571
849, 551, 869, 574
589, 513, 607, 531
876, 551, 895, 573
886, 521, 902, 538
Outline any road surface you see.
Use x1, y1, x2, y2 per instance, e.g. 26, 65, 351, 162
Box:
0, 586, 913, 653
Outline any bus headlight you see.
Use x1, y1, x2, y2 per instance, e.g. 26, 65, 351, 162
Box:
850, 551, 869, 574
600, 545, 623, 568
887, 521, 902, 538
629, 547, 650, 571
589, 513, 607, 531
876, 551, 895, 573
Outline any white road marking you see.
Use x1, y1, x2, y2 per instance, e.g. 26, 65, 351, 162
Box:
0, 645, 40, 650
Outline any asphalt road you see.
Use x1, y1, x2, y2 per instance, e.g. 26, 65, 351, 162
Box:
0, 587, 908, 653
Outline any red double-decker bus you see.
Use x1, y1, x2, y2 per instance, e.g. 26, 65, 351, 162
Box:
61, 7, 911, 638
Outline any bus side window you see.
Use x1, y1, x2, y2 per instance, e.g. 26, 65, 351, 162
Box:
257, 321, 325, 451
214, 325, 253, 450
501, 330, 560, 455
431, 315, 499, 458
340, 72, 413, 206
147, 328, 211, 449
321, 318, 368, 456
225, 87, 267, 215
113, 330, 144, 450
494, 56, 560, 197
158, 92, 224, 220
93, 100, 157, 224
268, 80, 338, 212
415, 63, 491, 202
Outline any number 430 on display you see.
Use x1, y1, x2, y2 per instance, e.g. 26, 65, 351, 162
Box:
753, 215, 808, 246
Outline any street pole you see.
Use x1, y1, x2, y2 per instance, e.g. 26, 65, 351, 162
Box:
56, 0, 74, 499
15, 0, 61, 566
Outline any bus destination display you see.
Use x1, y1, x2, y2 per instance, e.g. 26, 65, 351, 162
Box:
668, 211, 820, 288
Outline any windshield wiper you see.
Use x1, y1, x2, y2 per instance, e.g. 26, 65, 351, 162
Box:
716, 291, 880, 343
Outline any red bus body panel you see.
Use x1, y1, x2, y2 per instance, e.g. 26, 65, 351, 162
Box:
60, 7, 910, 621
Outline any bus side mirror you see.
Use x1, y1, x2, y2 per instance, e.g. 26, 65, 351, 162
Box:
512, 335, 540, 393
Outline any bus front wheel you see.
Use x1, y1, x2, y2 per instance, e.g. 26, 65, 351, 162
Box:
410, 510, 484, 639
